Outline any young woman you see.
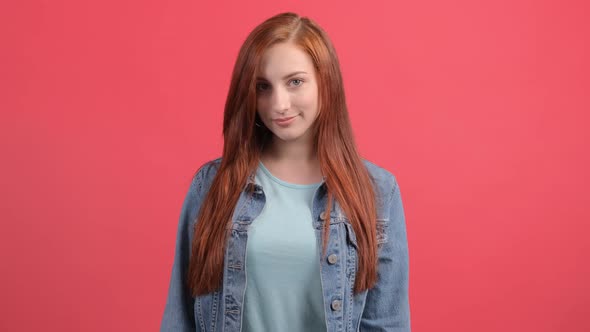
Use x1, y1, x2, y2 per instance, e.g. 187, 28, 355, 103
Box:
161, 12, 411, 332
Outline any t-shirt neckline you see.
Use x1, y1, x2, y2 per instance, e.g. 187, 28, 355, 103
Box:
258, 161, 323, 189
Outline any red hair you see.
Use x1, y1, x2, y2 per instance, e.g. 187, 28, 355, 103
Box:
188, 12, 379, 296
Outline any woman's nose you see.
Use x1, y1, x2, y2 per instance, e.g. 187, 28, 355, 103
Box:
271, 86, 290, 112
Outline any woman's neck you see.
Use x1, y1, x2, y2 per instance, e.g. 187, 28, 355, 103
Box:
259, 136, 323, 184
262, 136, 316, 163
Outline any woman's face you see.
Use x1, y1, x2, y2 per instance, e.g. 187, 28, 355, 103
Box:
255, 42, 319, 143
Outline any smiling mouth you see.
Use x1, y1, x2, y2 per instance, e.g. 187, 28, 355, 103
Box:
274, 115, 296, 121
273, 115, 297, 126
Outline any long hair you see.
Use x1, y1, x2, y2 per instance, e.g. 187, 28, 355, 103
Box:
188, 12, 379, 296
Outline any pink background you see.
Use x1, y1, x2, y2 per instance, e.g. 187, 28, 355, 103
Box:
1, 0, 588, 331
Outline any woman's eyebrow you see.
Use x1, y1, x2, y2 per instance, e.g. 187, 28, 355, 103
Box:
256, 71, 308, 81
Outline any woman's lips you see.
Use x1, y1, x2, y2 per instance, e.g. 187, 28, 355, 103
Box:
274, 115, 297, 127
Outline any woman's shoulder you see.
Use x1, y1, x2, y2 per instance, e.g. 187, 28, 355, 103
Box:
360, 157, 399, 191
189, 156, 400, 199
360, 158, 404, 222
194, 156, 222, 176
193, 156, 400, 188
187, 157, 223, 195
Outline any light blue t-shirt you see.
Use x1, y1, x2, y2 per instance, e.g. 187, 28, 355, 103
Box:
242, 161, 327, 332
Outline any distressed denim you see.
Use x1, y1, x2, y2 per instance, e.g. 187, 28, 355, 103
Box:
160, 157, 411, 332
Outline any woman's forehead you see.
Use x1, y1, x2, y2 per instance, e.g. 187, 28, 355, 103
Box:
257, 44, 315, 79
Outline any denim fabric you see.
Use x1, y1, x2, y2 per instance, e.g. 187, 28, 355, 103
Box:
160, 157, 411, 332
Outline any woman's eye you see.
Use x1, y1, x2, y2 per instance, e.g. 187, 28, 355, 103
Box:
256, 83, 269, 91
256, 79, 303, 92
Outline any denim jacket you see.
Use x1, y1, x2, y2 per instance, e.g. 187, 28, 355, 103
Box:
160, 157, 411, 332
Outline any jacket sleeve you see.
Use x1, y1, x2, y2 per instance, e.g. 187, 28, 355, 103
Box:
160, 170, 204, 331
360, 176, 411, 331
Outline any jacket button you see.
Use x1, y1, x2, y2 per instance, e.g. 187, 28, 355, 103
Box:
319, 211, 327, 220
327, 254, 338, 264
331, 299, 342, 311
